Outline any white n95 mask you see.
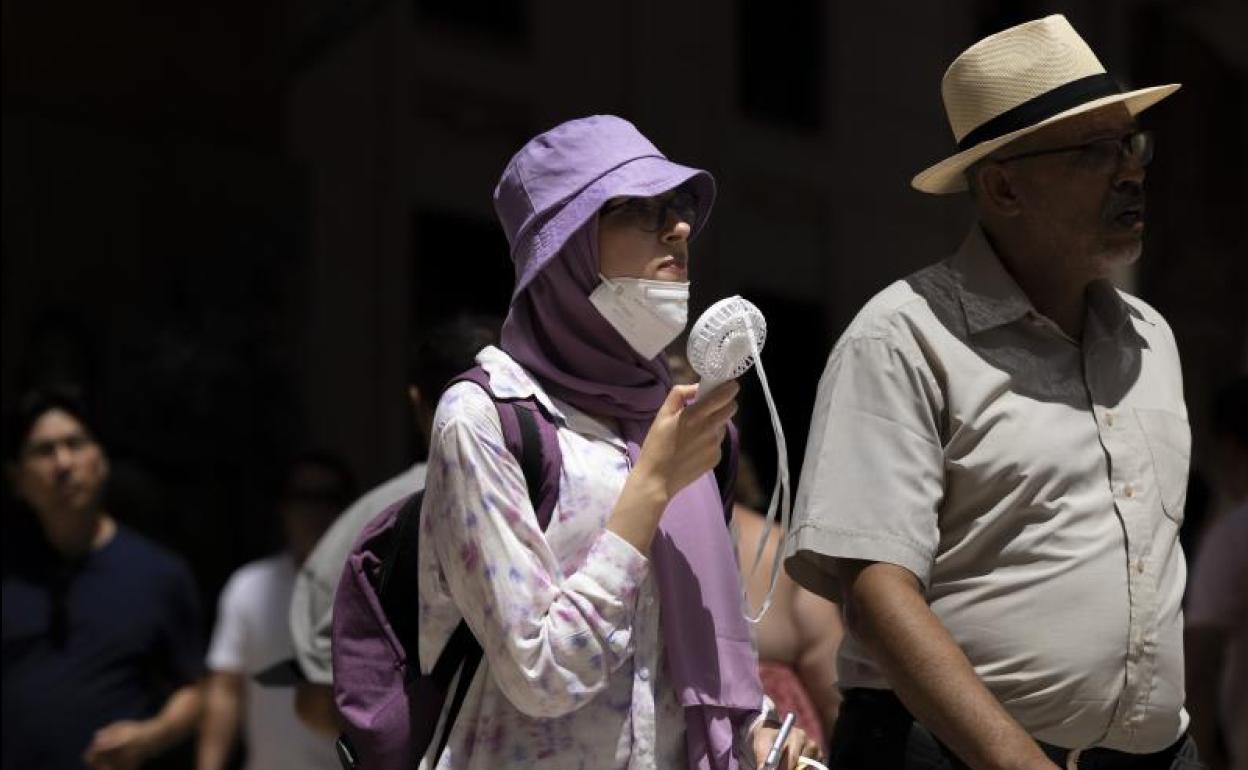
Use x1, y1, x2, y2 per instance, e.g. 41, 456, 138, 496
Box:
589, 275, 690, 359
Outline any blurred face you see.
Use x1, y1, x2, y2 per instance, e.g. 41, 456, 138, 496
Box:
12, 409, 109, 545
279, 464, 346, 563
982, 104, 1149, 277
597, 185, 698, 282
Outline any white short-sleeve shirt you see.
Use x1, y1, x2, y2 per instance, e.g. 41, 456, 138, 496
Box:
207, 554, 341, 770
786, 226, 1191, 753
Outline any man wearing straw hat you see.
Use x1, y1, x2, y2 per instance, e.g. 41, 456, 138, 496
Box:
786, 15, 1202, 770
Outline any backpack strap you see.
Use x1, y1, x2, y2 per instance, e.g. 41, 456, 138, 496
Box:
713, 420, 740, 523
376, 490, 427, 647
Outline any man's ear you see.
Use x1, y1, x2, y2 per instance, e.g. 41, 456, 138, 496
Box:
973, 161, 1023, 218
407, 385, 422, 410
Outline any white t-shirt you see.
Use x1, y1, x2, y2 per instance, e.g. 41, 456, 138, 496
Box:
207, 554, 340, 770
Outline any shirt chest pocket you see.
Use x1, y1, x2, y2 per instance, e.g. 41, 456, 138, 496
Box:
1135, 408, 1191, 524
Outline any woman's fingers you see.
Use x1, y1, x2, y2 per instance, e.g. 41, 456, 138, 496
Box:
686, 380, 739, 418
660, 383, 699, 416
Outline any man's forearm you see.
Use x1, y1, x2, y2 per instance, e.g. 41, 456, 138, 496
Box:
841, 561, 1056, 770
145, 682, 204, 755
295, 683, 342, 736
196, 673, 242, 770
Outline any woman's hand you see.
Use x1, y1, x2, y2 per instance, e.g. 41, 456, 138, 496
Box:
751, 722, 824, 770
635, 380, 739, 499
606, 381, 739, 553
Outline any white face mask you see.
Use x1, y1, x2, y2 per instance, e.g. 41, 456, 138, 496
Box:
589, 275, 690, 359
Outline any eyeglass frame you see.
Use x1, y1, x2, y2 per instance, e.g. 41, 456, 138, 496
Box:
599, 185, 700, 233
992, 129, 1154, 169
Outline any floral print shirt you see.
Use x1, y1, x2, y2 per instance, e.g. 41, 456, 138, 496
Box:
416, 346, 763, 769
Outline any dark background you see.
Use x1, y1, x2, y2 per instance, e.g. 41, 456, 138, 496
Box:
4, 0, 1246, 627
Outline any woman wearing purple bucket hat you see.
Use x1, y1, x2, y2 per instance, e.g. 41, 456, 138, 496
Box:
414, 115, 822, 769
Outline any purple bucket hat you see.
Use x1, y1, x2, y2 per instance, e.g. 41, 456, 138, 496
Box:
493, 114, 716, 298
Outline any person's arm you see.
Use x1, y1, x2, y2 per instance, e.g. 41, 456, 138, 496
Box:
84, 682, 204, 770
426, 381, 736, 719
295, 682, 341, 736
196, 672, 244, 770
838, 560, 1057, 770
791, 584, 844, 741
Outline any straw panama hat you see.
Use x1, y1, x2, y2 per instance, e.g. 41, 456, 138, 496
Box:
912, 14, 1180, 194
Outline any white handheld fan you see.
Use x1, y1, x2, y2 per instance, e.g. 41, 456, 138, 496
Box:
687, 296, 790, 623
687, 296, 767, 402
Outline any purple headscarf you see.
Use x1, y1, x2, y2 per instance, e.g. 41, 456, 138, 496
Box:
495, 116, 763, 770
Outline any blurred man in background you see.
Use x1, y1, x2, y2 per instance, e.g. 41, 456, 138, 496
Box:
196, 451, 355, 770
3, 388, 204, 770
1186, 377, 1248, 770
288, 313, 499, 734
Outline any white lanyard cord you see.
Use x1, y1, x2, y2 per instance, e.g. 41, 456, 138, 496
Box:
732, 321, 791, 624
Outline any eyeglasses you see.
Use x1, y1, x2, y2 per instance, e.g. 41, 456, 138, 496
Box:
995, 129, 1154, 170
600, 186, 700, 233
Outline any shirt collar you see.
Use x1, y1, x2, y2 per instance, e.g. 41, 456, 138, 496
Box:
951, 225, 1140, 339
475, 346, 628, 449
952, 225, 1036, 335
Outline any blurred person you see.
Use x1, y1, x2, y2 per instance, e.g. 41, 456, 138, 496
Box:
733, 458, 843, 751
786, 16, 1199, 770
2, 388, 204, 770
1186, 377, 1248, 770
288, 314, 500, 735
410, 115, 819, 769
196, 451, 356, 770
666, 346, 843, 748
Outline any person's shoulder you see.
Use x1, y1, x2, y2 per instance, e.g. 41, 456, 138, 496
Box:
110, 526, 194, 580
434, 379, 500, 435
359, 464, 427, 507
303, 467, 426, 581
839, 265, 951, 346
226, 554, 289, 591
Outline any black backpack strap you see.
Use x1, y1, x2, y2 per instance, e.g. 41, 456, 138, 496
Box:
377, 491, 426, 627
713, 420, 740, 523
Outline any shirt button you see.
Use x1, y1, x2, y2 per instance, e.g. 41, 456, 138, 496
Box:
1123, 484, 1135, 499
638, 666, 650, 681
1136, 559, 1146, 574
1105, 411, 1116, 427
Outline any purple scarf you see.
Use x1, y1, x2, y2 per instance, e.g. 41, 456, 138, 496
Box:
501, 218, 763, 769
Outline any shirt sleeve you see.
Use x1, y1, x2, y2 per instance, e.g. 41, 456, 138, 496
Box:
160, 558, 207, 684
206, 570, 246, 673
785, 329, 945, 599
290, 507, 367, 686
424, 383, 650, 719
